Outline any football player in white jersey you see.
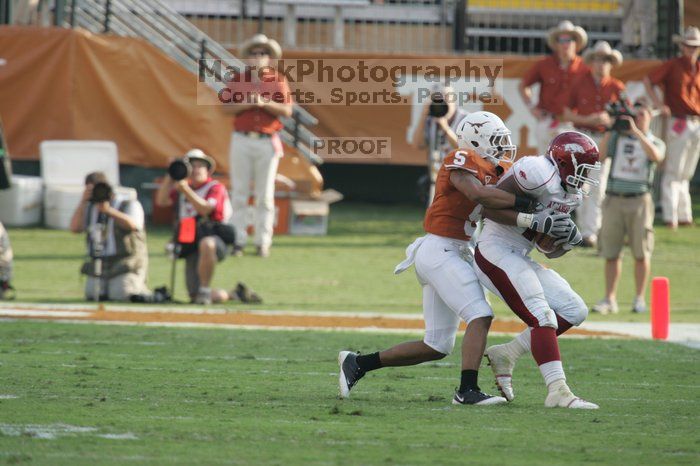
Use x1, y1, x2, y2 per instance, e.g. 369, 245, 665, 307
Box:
473, 131, 602, 409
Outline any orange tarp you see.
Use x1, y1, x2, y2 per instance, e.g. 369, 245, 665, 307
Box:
1, 27, 663, 169
0, 26, 231, 170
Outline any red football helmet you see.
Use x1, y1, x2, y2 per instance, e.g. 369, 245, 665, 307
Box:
547, 131, 601, 194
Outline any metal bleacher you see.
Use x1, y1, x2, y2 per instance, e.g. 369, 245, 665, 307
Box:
60, 0, 322, 165
156, 0, 625, 56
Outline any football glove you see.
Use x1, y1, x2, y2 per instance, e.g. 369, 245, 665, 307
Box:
529, 209, 571, 236
553, 220, 583, 250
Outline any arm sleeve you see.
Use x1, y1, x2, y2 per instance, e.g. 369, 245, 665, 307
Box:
275, 74, 292, 104
512, 156, 556, 197
521, 61, 542, 87
204, 183, 228, 221
443, 151, 478, 174
647, 61, 670, 86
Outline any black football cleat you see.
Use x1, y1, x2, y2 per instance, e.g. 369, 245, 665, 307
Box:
338, 351, 365, 398
452, 387, 508, 406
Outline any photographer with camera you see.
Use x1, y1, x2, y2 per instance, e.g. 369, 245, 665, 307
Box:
155, 149, 260, 305
70, 172, 150, 301
410, 84, 467, 205
592, 97, 665, 315
563, 41, 626, 248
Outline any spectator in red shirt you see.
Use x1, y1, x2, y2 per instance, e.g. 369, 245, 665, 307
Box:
563, 41, 626, 248
222, 34, 292, 258
155, 149, 260, 305
519, 21, 589, 155
644, 26, 700, 229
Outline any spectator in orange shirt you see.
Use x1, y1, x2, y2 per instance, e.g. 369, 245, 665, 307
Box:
644, 26, 700, 229
223, 34, 292, 258
563, 41, 626, 248
519, 21, 589, 155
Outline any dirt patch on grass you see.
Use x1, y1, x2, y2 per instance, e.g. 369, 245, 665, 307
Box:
0, 305, 622, 337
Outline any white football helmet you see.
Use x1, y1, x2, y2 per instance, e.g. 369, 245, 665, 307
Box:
455, 111, 516, 165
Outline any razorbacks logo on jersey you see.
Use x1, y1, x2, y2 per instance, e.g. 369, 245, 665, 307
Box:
424, 149, 511, 241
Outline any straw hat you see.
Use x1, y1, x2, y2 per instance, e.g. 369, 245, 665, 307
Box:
185, 148, 216, 172
673, 26, 700, 47
240, 34, 282, 59
547, 20, 588, 52
583, 41, 623, 67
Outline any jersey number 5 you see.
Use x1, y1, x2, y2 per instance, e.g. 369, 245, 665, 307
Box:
453, 151, 468, 166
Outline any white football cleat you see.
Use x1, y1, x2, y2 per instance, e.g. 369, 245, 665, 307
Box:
544, 382, 599, 410
484, 344, 516, 402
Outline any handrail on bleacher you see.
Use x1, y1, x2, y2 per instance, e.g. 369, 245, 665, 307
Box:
54, 0, 322, 165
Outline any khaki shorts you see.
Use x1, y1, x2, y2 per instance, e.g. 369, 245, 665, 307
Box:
599, 193, 654, 260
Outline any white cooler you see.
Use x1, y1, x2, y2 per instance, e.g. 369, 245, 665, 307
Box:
0, 174, 43, 226
40, 140, 135, 230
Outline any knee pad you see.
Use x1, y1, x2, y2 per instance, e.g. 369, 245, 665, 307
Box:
554, 294, 588, 326
540, 308, 558, 329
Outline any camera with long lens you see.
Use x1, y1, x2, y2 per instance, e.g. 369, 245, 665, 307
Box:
428, 92, 449, 118
90, 181, 113, 203
168, 159, 192, 181
606, 99, 635, 132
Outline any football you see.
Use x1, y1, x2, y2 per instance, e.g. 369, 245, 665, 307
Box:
534, 232, 562, 254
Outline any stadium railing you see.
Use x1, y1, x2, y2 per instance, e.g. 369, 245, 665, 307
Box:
153, 0, 625, 56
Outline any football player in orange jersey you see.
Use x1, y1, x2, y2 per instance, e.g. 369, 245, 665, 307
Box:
338, 112, 571, 405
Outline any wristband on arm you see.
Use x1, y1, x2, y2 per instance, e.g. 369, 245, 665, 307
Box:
516, 213, 534, 228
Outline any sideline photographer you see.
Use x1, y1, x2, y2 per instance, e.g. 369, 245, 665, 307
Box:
70, 172, 150, 301
592, 97, 665, 315
0, 221, 13, 300
155, 149, 260, 305
410, 84, 467, 205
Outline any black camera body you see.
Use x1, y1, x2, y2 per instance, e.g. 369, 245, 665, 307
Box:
168, 159, 192, 181
428, 93, 449, 118
90, 181, 113, 203
607, 99, 635, 132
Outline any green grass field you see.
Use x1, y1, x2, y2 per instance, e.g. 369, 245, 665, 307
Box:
0, 322, 698, 465
5, 202, 700, 321
2, 202, 699, 464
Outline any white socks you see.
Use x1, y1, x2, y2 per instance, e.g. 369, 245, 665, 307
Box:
501, 328, 532, 360
539, 361, 566, 387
